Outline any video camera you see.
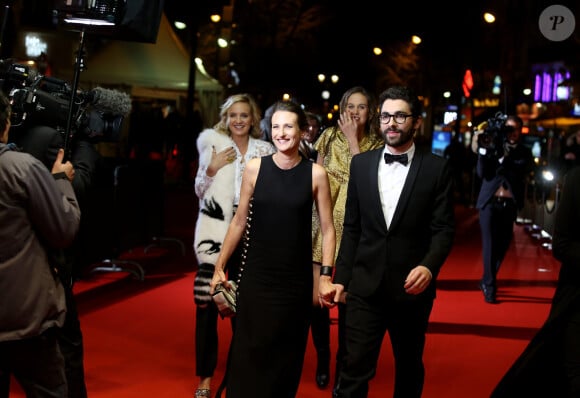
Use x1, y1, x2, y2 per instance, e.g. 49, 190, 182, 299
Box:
476, 111, 514, 158
0, 59, 132, 143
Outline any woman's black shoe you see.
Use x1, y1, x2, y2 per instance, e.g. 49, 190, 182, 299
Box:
315, 360, 330, 388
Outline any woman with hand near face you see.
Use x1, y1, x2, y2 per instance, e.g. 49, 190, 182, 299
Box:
311, 86, 384, 394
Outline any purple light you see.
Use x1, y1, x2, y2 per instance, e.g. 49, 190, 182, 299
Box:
542, 72, 552, 102
534, 74, 541, 102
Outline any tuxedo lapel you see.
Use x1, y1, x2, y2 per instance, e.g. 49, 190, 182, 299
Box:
368, 149, 388, 231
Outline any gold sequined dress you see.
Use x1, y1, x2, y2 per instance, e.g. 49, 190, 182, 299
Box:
312, 126, 383, 262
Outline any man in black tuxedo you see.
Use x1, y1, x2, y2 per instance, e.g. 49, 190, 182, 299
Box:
330, 86, 455, 398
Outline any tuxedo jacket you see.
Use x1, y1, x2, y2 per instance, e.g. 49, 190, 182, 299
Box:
334, 146, 455, 302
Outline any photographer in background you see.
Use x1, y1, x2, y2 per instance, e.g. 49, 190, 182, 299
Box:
472, 114, 535, 303
0, 90, 80, 397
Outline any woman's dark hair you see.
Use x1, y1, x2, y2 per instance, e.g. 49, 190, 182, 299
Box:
270, 100, 308, 132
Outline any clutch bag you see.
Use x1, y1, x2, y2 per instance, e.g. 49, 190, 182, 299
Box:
212, 281, 238, 318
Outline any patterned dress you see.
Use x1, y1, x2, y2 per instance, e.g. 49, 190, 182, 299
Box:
312, 126, 383, 262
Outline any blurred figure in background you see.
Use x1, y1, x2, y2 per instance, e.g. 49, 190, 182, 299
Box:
473, 115, 535, 304
300, 111, 322, 162
561, 128, 580, 172
259, 103, 275, 144
443, 133, 469, 205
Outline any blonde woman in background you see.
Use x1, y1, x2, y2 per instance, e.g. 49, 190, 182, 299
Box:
192, 93, 275, 397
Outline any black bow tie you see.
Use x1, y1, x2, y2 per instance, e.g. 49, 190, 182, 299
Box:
384, 152, 408, 165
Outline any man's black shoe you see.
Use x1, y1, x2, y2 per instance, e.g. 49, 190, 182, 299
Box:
479, 281, 497, 304
332, 376, 340, 397
316, 369, 329, 389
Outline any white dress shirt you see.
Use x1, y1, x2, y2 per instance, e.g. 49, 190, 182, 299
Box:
378, 144, 415, 229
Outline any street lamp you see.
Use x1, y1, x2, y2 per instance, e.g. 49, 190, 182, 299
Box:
317, 72, 339, 115
483, 12, 496, 24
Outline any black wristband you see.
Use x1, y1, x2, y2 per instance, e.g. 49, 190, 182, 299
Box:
52, 172, 68, 181
320, 265, 333, 277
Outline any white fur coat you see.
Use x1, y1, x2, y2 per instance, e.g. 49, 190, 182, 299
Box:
193, 129, 235, 305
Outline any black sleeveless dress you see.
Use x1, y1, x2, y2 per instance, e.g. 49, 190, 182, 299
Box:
226, 154, 313, 398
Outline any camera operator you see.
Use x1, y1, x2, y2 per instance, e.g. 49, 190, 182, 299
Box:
473, 114, 535, 303
10, 124, 99, 398
0, 90, 80, 397
0, 58, 132, 398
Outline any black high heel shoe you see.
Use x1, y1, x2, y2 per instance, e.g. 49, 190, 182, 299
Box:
315, 355, 330, 389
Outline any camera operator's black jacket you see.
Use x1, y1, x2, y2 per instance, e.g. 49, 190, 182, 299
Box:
475, 143, 535, 210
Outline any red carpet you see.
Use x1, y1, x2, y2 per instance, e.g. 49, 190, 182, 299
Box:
9, 187, 560, 398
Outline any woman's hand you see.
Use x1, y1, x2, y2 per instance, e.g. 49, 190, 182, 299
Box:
206, 146, 237, 176
337, 112, 360, 155
209, 267, 228, 295
318, 276, 338, 308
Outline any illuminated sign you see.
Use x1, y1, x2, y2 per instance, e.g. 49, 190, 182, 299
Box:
472, 98, 500, 107
25, 34, 47, 57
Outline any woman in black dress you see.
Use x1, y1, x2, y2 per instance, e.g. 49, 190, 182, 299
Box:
210, 100, 336, 397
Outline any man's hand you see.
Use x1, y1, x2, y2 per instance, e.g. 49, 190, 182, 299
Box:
51, 149, 75, 182
404, 265, 433, 295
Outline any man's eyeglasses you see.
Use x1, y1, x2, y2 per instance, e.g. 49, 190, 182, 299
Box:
379, 113, 413, 124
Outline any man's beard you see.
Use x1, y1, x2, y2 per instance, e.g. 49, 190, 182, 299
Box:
382, 128, 414, 148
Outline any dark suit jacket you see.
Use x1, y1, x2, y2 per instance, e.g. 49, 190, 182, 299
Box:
334, 146, 455, 302
475, 143, 534, 210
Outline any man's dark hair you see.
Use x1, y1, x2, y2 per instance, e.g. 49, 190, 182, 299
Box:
378, 86, 423, 117
506, 115, 523, 129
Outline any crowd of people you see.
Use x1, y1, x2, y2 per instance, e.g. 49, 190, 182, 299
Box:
193, 85, 456, 398
3, 76, 578, 398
